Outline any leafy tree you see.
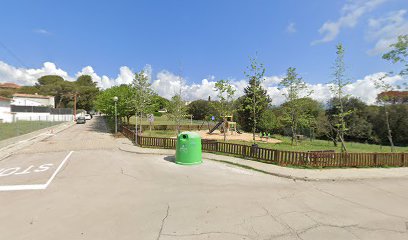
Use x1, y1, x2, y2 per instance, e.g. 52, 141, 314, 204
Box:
151, 95, 170, 112
167, 94, 188, 134
132, 70, 154, 131
279, 67, 312, 145
258, 108, 280, 133
368, 104, 408, 146
36, 75, 74, 108
329, 43, 351, 152
187, 99, 216, 120
241, 57, 271, 143
342, 98, 374, 143
17, 86, 40, 95
377, 91, 408, 104
94, 84, 134, 123
383, 34, 408, 77
75, 75, 99, 111
213, 79, 236, 141
372, 75, 396, 151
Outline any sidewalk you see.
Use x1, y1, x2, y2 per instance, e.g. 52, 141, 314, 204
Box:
117, 138, 408, 181
0, 121, 75, 160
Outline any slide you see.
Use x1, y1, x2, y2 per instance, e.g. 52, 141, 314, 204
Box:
208, 121, 223, 134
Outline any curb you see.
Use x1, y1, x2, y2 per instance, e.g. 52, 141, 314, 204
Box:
117, 144, 408, 182
118, 145, 334, 182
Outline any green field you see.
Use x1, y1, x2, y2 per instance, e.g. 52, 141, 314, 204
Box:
137, 129, 408, 153
0, 121, 63, 141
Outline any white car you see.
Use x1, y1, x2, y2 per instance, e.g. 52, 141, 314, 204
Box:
84, 114, 92, 120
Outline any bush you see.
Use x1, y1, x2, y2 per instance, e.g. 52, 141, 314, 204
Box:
153, 112, 163, 117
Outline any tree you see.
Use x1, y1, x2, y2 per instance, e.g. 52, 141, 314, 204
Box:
36, 75, 75, 108
279, 67, 312, 145
75, 75, 99, 111
377, 91, 408, 104
213, 79, 236, 141
329, 43, 351, 152
132, 70, 154, 132
167, 74, 188, 134
187, 99, 216, 120
241, 57, 271, 143
258, 108, 280, 133
167, 94, 188, 134
383, 34, 408, 77
94, 84, 134, 123
372, 75, 396, 151
151, 95, 170, 113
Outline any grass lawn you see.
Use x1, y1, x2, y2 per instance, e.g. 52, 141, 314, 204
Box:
0, 121, 63, 141
138, 130, 408, 153
230, 135, 408, 153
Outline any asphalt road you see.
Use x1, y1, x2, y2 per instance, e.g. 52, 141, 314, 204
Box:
0, 117, 407, 240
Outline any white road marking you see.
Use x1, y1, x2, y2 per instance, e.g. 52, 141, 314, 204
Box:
44, 151, 73, 188
0, 151, 74, 192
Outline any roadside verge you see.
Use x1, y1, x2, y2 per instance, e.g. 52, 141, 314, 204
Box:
0, 121, 74, 160
117, 138, 408, 181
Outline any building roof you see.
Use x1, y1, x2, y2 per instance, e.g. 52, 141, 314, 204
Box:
0, 83, 21, 89
12, 93, 53, 99
0, 96, 11, 102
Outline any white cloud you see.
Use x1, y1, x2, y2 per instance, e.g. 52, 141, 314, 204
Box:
367, 9, 408, 55
33, 29, 51, 35
286, 22, 296, 33
312, 0, 387, 45
0, 60, 405, 105
0, 61, 71, 85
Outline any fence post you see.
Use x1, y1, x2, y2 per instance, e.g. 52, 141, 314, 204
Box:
401, 153, 405, 167
373, 153, 378, 166
242, 145, 247, 158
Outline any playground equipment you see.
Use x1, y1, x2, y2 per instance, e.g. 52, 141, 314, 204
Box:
208, 115, 242, 135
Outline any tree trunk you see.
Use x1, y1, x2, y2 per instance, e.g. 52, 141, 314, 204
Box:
291, 111, 296, 146
140, 112, 143, 133
384, 107, 395, 152
223, 119, 227, 142
338, 133, 348, 153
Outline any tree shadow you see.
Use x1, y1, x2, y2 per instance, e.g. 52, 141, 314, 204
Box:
85, 116, 112, 133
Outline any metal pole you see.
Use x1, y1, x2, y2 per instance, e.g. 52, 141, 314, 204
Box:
114, 101, 117, 134
135, 113, 138, 145
73, 93, 77, 121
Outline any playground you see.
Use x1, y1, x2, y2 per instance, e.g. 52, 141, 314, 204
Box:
194, 129, 282, 143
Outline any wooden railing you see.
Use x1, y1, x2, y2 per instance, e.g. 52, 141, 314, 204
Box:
122, 125, 408, 168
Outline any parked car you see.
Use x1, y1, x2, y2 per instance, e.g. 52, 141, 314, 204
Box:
76, 116, 86, 124
84, 114, 92, 120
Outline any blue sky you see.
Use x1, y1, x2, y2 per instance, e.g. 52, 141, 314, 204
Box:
0, 0, 407, 103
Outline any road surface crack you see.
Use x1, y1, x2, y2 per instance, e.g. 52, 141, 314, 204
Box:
156, 204, 170, 240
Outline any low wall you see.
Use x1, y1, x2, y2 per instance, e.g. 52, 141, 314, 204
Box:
14, 112, 74, 122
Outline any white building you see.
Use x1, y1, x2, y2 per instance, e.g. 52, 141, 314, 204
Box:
0, 96, 12, 123
12, 93, 55, 108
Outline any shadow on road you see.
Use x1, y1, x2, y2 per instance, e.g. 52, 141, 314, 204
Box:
86, 116, 111, 134
163, 156, 175, 163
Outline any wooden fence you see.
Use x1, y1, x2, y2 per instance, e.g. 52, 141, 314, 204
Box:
121, 125, 408, 168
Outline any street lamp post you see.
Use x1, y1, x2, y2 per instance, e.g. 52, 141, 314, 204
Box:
113, 96, 118, 134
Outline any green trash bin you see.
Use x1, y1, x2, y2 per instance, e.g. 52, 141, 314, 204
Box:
176, 132, 202, 165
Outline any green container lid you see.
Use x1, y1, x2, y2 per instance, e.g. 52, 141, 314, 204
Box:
175, 132, 202, 165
